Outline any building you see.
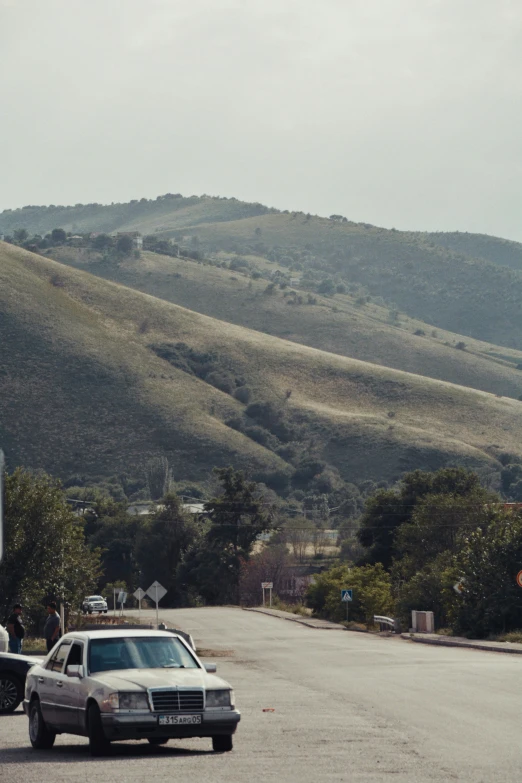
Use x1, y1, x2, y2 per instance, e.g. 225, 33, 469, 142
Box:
116, 231, 143, 250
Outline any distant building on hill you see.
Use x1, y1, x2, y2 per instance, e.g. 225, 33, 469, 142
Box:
115, 231, 143, 250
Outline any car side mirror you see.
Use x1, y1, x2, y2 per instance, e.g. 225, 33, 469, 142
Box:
66, 664, 83, 679
204, 663, 217, 673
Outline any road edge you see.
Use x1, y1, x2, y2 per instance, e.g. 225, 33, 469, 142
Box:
401, 633, 522, 655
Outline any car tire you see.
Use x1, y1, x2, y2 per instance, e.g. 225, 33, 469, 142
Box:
212, 735, 233, 752
148, 737, 169, 745
104, 610, 108, 614
87, 703, 111, 756
29, 699, 56, 749
88, 610, 92, 615
0, 673, 22, 714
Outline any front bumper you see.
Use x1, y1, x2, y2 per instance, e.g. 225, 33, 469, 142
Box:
100, 710, 241, 740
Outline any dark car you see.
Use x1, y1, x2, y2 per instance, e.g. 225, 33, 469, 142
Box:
0, 652, 42, 714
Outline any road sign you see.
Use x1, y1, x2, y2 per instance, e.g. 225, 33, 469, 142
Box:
516, 571, 522, 588
341, 589, 353, 602
453, 580, 465, 594
117, 591, 127, 604
261, 582, 273, 589
147, 581, 167, 628
133, 588, 146, 601
147, 581, 167, 603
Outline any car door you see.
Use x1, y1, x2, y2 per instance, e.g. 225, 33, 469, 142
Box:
59, 641, 85, 732
39, 640, 71, 727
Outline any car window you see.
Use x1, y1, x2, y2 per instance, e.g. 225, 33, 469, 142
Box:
65, 642, 83, 672
46, 641, 71, 673
88, 636, 199, 674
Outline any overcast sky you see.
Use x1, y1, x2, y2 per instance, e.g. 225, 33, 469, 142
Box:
1, 0, 520, 239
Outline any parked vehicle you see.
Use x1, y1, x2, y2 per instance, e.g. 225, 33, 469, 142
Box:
0, 624, 9, 653
81, 596, 108, 614
0, 652, 42, 714
24, 629, 240, 755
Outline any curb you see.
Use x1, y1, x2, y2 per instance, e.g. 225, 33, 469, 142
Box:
244, 607, 344, 630
401, 633, 522, 655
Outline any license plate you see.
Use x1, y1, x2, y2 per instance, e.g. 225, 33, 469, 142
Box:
158, 714, 202, 725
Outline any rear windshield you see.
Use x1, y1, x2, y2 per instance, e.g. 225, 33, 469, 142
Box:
88, 636, 199, 673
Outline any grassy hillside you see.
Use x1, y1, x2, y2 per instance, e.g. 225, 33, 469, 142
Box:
49, 245, 522, 401
185, 213, 522, 349
1, 242, 522, 491
3, 195, 522, 350
424, 232, 522, 272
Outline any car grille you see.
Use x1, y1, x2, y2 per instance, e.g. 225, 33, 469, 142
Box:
150, 689, 204, 713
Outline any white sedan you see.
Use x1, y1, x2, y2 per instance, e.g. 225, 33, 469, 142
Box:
24, 629, 240, 755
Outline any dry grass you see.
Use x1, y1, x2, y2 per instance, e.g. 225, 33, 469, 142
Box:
50, 246, 522, 402
2, 241, 522, 487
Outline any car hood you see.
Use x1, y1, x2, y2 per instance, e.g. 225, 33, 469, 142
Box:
0, 653, 43, 665
90, 668, 231, 691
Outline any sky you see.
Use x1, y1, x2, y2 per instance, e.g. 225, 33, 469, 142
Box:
0, 0, 521, 240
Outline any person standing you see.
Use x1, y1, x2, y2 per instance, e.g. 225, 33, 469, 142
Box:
44, 602, 61, 653
6, 604, 25, 654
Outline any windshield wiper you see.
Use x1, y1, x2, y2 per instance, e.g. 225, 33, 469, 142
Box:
162, 663, 185, 668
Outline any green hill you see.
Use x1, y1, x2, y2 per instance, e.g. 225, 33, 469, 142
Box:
3, 194, 522, 350
1, 242, 521, 492
49, 245, 522, 401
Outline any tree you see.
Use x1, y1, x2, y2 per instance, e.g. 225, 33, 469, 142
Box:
182, 468, 274, 604
357, 468, 488, 569
284, 517, 314, 561
116, 234, 133, 255
239, 544, 290, 605
92, 233, 113, 251
450, 510, 522, 636
13, 228, 28, 242
135, 494, 197, 603
0, 469, 101, 628
145, 456, 172, 500
51, 228, 67, 244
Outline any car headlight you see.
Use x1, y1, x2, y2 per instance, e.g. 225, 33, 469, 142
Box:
206, 689, 233, 708
106, 692, 150, 711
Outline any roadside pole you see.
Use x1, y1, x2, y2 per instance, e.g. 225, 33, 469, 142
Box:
146, 581, 167, 629
133, 588, 146, 625
341, 589, 353, 622
261, 582, 273, 608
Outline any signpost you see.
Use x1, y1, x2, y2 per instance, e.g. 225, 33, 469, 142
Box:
341, 589, 353, 621
133, 587, 146, 624
261, 582, 273, 608
146, 580, 167, 628
117, 591, 127, 617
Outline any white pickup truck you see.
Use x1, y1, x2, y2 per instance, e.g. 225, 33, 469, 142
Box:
81, 596, 108, 614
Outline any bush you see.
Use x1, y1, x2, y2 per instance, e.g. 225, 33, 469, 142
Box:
306, 563, 393, 626
233, 385, 251, 404
455, 341, 467, 350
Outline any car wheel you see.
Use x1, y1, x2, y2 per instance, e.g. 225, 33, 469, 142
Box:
87, 703, 111, 756
104, 610, 108, 614
88, 610, 92, 615
29, 699, 56, 749
148, 737, 169, 745
212, 735, 233, 752
0, 673, 22, 714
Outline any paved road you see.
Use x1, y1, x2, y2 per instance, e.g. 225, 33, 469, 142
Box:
2, 607, 522, 782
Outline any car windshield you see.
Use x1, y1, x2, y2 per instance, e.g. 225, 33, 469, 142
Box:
88, 596, 103, 601
88, 636, 199, 673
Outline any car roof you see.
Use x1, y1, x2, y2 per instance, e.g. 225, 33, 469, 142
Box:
62, 629, 182, 641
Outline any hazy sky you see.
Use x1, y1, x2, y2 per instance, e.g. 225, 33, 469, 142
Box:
1, 0, 521, 239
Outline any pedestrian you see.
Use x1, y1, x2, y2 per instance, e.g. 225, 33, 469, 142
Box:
44, 602, 61, 653
6, 603, 25, 654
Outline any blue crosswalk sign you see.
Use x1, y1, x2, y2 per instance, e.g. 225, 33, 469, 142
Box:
341, 589, 353, 602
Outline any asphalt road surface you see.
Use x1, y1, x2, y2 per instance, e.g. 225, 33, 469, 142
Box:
2, 607, 522, 782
